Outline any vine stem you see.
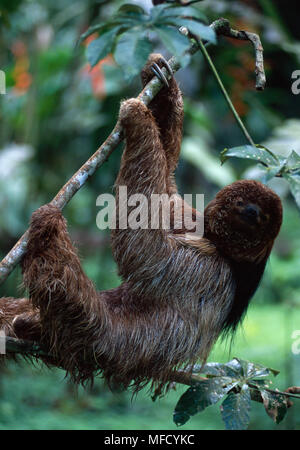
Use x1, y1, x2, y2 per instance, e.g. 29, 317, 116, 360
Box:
189, 31, 256, 147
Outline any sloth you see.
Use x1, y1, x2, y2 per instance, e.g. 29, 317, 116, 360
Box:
0, 54, 282, 391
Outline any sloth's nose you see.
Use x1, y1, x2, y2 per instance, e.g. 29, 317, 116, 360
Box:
242, 204, 260, 224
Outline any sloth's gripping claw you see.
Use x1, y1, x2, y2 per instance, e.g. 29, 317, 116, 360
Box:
150, 58, 173, 88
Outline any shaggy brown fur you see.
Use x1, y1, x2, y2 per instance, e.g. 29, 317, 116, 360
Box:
0, 54, 282, 391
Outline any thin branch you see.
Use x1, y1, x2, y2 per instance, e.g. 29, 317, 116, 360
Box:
2, 336, 48, 356
168, 370, 207, 385
3, 336, 299, 406
210, 18, 266, 91
248, 383, 300, 401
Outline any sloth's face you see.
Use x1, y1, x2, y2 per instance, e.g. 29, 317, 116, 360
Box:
204, 180, 282, 262
230, 197, 270, 234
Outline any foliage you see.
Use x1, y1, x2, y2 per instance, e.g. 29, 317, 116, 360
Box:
0, 0, 23, 27
221, 145, 300, 209
173, 358, 296, 430
83, 3, 216, 80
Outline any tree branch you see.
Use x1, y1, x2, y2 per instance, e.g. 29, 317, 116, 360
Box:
3, 336, 300, 407
2, 336, 48, 356
210, 17, 266, 91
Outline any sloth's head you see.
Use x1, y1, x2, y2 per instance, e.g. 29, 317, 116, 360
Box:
204, 180, 283, 263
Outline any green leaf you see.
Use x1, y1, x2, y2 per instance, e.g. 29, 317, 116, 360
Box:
223, 358, 244, 377
114, 29, 152, 80
198, 362, 231, 377
241, 360, 279, 379
285, 150, 300, 171
221, 145, 279, 166
260, 165, 283, 183
150, 4, 170, 22
86, 27, 121, 67
154, 25, 191, 66
117, 3, 146, 15
115, 4, 149, 27
260, 389, 288, 424
162, 17, 216, 44
282, 173, 300, 209
200, 358, 279, 380
78, 24, 106, 46
199, 359, 242, 378
220, 385, 251, 430
161, 5, 208, 22
173, 377, 236, 426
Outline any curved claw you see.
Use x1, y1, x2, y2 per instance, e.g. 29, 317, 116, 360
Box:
150, 58, 173, 88
160, 58, 173, 78
151, 63, 169, 88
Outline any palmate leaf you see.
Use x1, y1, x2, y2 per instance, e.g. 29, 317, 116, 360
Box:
86, 26, 123, 68
154, 24, 191, 65
195, 358, 279, 379
114, 29, 153, 80
220, 385, 251, 430
173, 377, 238, 426
84, 8, 146, 67
81, 3, 146, 48
159, 5, 208, 22
82, 1, 212, 81
172, 359, 286, 429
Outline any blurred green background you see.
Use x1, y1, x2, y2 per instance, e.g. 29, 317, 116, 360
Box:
0, 0, 300, 430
